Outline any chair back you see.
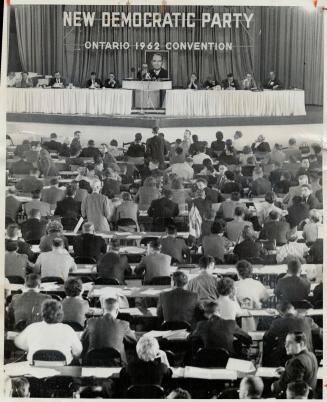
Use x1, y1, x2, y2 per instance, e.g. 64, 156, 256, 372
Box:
62, 321, 84, 331
161, 321, 191, 331
94, 276, 120, 285
85, 347, 122, 367
292, 300, 313, 310
32, 350, 66, 366
194, 347, 230, 368
6, 275, 25, 284
148, 276, 171, 286
74, 256, 97, 264
140, 237, 159, 246
42, 376, 77, 398
41, 276, 64, 284
126, 384, 165, 399
15, 320, 27, 332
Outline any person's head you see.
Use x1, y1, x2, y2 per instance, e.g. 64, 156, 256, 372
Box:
46, 220, 63, 235
136, 335, 160, 362
87, 139, 95, 148
31, 189, 41, 200
297, 175, 308, 186
239, 376, 264, 399
141, 63, 148, 71
231, 192, 241, 202
82, 221, 95, 234
6, 223, 22, 240
74, 130, 81, 139
234, 130, 242, 140
285, 332, 307, 355
225, 171, 235, 181
199, 255, 215, 271
11, 377, 30, 398
42, 299, 63, 323
287, 258, 302, 276
190, 72, 197, 81
242, 225, 257, 241
196, 178, 207, 190
172, 271, 188, 288
6, 240, 18, 252
99, 143, 108, 154
108, 72, 115, 80
286, 381, 310, 399
166, 224, 177, 237
292, 195, 303, 206
277, 301, 296, 317
288, 138, 296, 146
234, 206, 245, 218
110, 139, 118, 148
301, 158, 310, 169
203, 301, 219, 319
54, 71, 61, 80
246, 156, 256, 165
242, 145, 251, 155
198, 144, 206, 154
312, 143, 321, 155
135, 132, 142, 143
143, 176, 157, 188
253, 166, 263, 179
217, 277, 235, 297
166, 388, 192, 399
50, 133, 57, 140
103, 298, 119, 318
25, 273, 41, 289
227, 72, 234, 82
163, 189, 173, 200
269, 210, 279, 221
264, 191, 276, 204
171, 177, 184, 191
301, 184, 312, 198
50, 177, 59, 187
309, 209, 321, 223
184, 129, 191, 140
95, 159, 104, 171
110, 238, 121, 252
52, 237, 64, 250
121, 191, 132, 202
149, 238, 161, 253
20, 71, 28, 81
216, 131, 224, 141
269, 71, 276, 80
91, 179, 102, 193
195, 189, 205, 199
152, 126, 159, 135
90, 71, 97, 79
151, 53, 163, 70
236, 260, 253, 279
64, 277, 83, 297
28, 208, 41, 220
211, 220, 225, 235
66, 183, 77, 198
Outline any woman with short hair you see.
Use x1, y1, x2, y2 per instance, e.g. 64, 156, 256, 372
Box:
62, 277, 89, 328
39, 220, 69, 252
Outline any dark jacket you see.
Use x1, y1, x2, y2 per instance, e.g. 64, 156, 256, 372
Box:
43, 140, 62, 154
86, 78, 103, 88
20, 219, 47, 243
10, 159, 34, 175
5, 196, 22, 222
15, 176, 44, 193
81, 315, 136, 363
233, 239, 265, 262
274, 275, 311, 303
287, 204, 310, 228
157, 288, 200, 324
160, 236, 188, 263
73, 233, 107, 262
54, 197, 81, 220
149, 68, 169, 80
251, 141, 271, 153
263, 77, 282, 90
260, 220, 291, 245
222, 78, 240, 90
204, 187, 224, 203
97, 252, 132, 284
148, 197, 179, 219
146, 135, 167, 165
79, 147, 102, 160
126, 143, 145, 158
103, 79, 120, 88
5, 239, 35, 262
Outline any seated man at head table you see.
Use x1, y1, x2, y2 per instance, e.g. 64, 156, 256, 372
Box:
86, 71, 103, 88
81, 298, 136, 364
160, 225, 189, 264
221, 72, 240, 90
15, 167, 44, 194
239, 376, 264, 399
14, 299, 83, 365
9, 154, 33, 176
73, 221, 107, 262
286, 381, 310, 400
263, 70, 282, 90
103, 72, 120, 88
203, 76, 221, 90
186, 255, 219, 303
15, 71, 33, 88
241, 73, 257, 90
187, 72, 202, 90
48, 71, 67, 88
97, 238, 132, 284
263, 301, 322, 367
271, 332, 318, 397
157, 271, 202, 326
7, 273, 51, 328
40, 177, 65, 210
34, 237, 77, 281
6, 188, 22, 223
134, 239, 171, 284
62, 277, 89, 328
24, 189, 51, 218
274, 258, 311, 304
148, 52, 169, 80
5, 240, 30, 279
259, 210, 291, 246
189, 300, 252, 358
5, 223, 35, 262
20, 208, 47, 244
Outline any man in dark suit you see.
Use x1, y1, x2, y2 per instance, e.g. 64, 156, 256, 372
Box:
5, 189, 22, 223
251, 135, 271, 154
259, 211, 291, 246
274, 258, 311, 303
148, 53, 169, 80
80, 139, 102, 160
20, 209, 47, 244
263, 302, 322, 366
41, 177, 65, 210
54, 184, 81, 229
97, 238, 132, 284
301, 184, 321, 210
160, 225, 189, 263
86, 72, 103, 88
190, 301, 252, 357
7, 274, 51, 328
148, 189, 179, 230
263, 71, 282, 90
73, 222, 107, 262
157, 271, 201, 325
42, 133, 62, 154
15, 167, 44, 194
222, 73, 240, 90
5, 223, 35, 262
272, 332, 318, 397
48, 71, 66, 88
81, 298, 136, 364
145, 126, 167, 169
103, 73, 120, 88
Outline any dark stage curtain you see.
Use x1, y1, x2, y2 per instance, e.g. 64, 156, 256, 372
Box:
11, 5, 323, 105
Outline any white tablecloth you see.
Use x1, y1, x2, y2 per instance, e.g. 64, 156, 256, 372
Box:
165, 89, 306, 117
7, 88, 133, 115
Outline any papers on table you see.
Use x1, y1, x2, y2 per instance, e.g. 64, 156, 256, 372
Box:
92, 287, 123, 298
146, 329, 189, 340
9, 283, 24, 291
306, 309, 323, 316
6, 331, 18, 340
172, 366, 237, 380
4, 361, 60, 379
148, 307, 157, 316
240, 309, 278, 317
81, 367, 121, 378
119, 246, 145, 254
139, 288, 162, 296
120, 307, 143, 316
40, 282, 61, 291
82, 282, 94, 292
248, 331, 265, 341
226, 358, 256, 377
255, 367, 279, 378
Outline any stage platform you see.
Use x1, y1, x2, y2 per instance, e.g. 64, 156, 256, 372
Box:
7, 105, 322, 129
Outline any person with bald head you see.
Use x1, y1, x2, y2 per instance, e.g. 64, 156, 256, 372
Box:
239, 376, 264, 399
81, 179, 112, 232
73, 221, 107, 262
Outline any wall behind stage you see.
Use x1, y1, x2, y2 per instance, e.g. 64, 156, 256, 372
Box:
6, 121, 323, 149
8, 5, 323, 105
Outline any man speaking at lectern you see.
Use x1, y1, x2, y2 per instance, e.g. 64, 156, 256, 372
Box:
149, 53, 169, 80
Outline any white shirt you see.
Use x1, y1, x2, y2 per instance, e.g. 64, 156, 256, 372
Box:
276, 242, 309, 264
192, 153, 213, 165
235, 278, 270, 308
14, 321, 82, 364
233, 137, 247, 152
217, 295, 241, 320
171, 163, 194, 181
34, 249, 77, 280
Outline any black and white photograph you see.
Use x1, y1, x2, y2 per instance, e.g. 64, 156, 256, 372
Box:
1, 1, 325, 400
